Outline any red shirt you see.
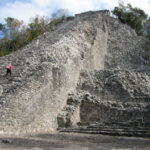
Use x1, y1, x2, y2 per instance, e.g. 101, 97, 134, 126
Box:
9, 65, 13, 70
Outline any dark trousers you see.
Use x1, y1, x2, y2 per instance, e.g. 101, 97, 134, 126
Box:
6, 69, 11, 77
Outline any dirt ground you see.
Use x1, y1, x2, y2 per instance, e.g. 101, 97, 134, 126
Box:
0, 132, 150, 150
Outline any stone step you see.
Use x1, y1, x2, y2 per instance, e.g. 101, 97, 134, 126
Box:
60, 127, 150, 137
78, 125, 150, 131
87, 126, 150, 131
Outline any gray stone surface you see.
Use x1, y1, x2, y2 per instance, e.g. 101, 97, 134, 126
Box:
58, 70, 150, 134
0, 132, 150, 150
0, 10, 150, 136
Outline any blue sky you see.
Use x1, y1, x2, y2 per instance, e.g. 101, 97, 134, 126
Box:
0, 0, 150, 24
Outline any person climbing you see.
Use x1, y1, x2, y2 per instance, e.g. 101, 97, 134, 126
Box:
5, 63, 13, 78
35, 38, 39, 48
44, 32, 46, 39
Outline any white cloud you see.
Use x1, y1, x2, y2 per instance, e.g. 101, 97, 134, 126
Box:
122, 0, 150, 16
99, 0, 117, 9
57, 0, 100, 14
0, 0, 150, 24
0, 0, 52, 23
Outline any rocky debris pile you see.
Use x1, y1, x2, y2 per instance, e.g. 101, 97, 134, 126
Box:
58, 69, 150, 137
58, 91, 150, 137
78, 70, 150, 101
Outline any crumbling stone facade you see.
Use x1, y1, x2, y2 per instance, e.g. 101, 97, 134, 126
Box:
0, 10, 150, 136
58, 70, 150, 130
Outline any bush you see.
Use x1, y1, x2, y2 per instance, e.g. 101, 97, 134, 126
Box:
0, 49, 9, 57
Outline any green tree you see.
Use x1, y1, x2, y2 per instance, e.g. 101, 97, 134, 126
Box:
0, 9, 70, 57
51, 9, 69, 20
27, 15, 50, 41
1, 17, 24, 52
0, 23, 3, 30
5, 17, 24, 40
50, 9, 69, 28
112, 2, 149, 36
0, 23, 4, 39
143, 18, 150, 39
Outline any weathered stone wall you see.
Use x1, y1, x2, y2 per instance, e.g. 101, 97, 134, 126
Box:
80, 100, 150, 127
77, 70, 150, 102
0, 33, 82, 134
1, 9, 150, 135
105, 17, 150, 71
57, 68, 150, 130
57, 11, 150, 135
58, 91, 150, 129
0, 10, 111, 135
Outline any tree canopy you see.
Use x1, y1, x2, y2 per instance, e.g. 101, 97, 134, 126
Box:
112, 2, 150, 38
0, 9, 69, 57
1, 5, 149, 58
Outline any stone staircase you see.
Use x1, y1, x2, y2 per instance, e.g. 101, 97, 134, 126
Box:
60, 122, 150, 137
0, 10, 107, 103
0, 16, 80, 100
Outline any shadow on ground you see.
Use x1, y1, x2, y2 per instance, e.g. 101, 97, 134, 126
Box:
0, 132, 150, 150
